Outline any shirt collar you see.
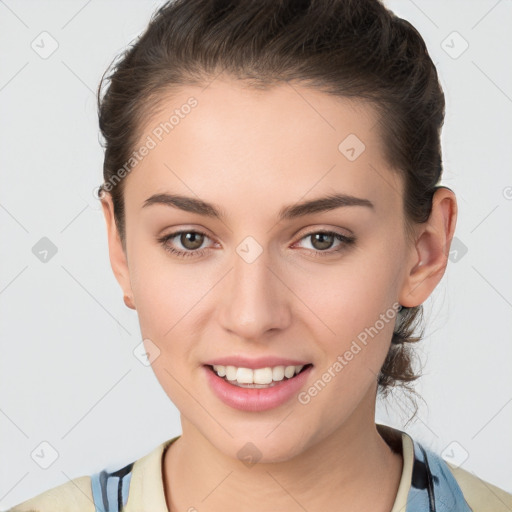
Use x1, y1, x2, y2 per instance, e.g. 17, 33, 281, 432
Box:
124, 424, 414, 512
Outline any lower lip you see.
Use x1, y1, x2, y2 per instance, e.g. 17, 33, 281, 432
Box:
204, 365, 313, 412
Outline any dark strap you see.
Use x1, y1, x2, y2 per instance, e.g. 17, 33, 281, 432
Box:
407, 438, 473, 511
91, 460, 134, 511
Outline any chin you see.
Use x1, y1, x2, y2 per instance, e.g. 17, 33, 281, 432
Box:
219, 431, 309, 465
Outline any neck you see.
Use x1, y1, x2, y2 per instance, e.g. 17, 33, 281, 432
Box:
163, 393, 403, 512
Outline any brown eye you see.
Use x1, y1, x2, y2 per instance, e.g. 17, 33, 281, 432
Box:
309, 232, 336, 251
157, 229, 213, 259
179, 231, 205, 250
295, 230, 356, 257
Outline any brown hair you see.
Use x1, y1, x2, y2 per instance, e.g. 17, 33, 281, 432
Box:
96, 0, 446, 417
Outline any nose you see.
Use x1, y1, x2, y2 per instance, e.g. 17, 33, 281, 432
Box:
217, 245, 291, 341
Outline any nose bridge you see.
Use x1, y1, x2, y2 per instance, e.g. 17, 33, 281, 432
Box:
219, 238, 289, 338
233, 239, 272, 296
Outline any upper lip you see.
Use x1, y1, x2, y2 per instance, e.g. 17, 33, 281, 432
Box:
203, 356, 312, 369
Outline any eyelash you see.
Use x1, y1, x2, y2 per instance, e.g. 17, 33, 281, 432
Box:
157, 229, 356, 259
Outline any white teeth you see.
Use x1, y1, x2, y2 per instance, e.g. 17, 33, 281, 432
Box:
225, 365, 237, 381
211, 364, 307, 385
272, 366, 285, 381
284, 366, 296, 378
236, 367, 253, 384
253, 367, 273, 384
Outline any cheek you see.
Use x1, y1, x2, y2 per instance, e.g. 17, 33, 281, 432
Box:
289, 248, 399, 376
291, 251, 397, 333
127, 244, 184, 339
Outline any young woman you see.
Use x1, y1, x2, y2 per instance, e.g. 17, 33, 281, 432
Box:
6, 0, 511, 511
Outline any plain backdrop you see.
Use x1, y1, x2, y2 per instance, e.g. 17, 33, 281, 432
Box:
1, 0, 511, 507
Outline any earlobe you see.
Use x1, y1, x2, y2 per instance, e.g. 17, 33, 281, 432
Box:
123, 293, 136, 310
100, 193, 134, 306
399, 187, 458, 308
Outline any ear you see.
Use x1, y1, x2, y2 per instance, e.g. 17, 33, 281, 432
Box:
399, 186, 458, 308
100, 193, 136, 310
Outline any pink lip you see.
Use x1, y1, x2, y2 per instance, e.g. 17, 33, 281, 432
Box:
203, 364, 313, 412
203, 355, 310, 369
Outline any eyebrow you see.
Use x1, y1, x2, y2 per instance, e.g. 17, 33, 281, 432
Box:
142, 192, 375, 221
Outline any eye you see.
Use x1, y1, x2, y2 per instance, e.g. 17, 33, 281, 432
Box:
157, 230, 214, 258
294, 230, 356, 257
157, 229, 356, 259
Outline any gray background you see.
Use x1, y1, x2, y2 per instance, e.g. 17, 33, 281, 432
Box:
1, 0, 511, 507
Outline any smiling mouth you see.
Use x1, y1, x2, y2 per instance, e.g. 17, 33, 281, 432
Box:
206, 363, 313, 388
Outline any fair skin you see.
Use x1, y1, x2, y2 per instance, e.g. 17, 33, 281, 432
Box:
101, 76, 457, 511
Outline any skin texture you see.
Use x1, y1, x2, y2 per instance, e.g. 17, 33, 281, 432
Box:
101, 75, 457, 511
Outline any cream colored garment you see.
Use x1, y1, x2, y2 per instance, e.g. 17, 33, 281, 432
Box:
5, 425, 512, 512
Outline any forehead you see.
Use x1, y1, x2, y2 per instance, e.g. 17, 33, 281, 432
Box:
125, 77, 403, 219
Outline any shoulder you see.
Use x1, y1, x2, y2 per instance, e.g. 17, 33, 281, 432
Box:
445, 462, 512, 512
3, 437, 178, 512
387, 424, 512, 512
410, 435, 512, 512
3, 476, 95, 512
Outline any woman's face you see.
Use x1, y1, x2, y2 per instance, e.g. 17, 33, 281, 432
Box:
102, 77, 423, 462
